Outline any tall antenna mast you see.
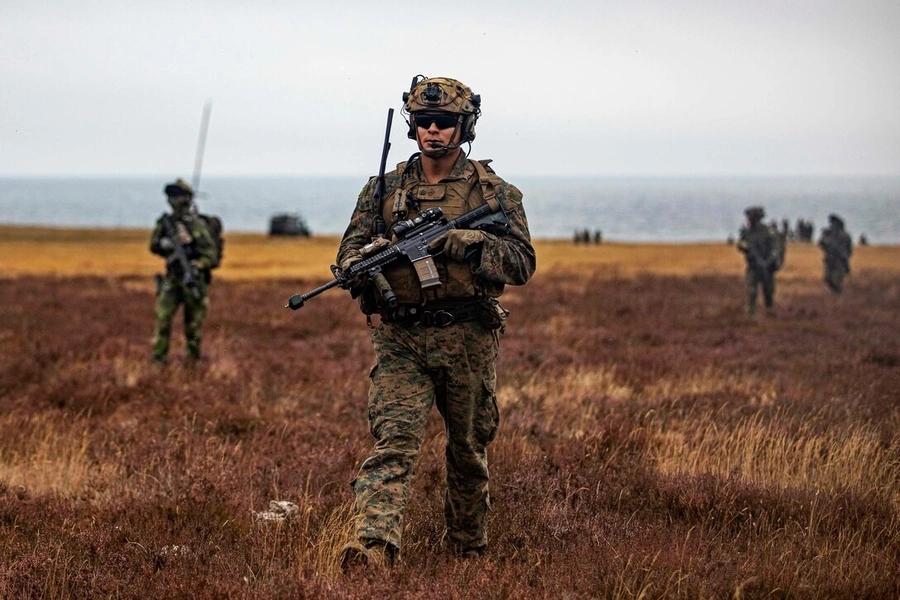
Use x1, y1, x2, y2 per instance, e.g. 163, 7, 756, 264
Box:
191, 99, 213, 194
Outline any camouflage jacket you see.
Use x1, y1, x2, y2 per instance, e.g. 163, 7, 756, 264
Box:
338, 152, 535, 305
819, 227, 852, 264
737, 222, 778, 273
149, 212, 218, 275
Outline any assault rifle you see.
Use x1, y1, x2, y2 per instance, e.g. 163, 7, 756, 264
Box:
286, 200, 509, 310
160, 214, 201, 300
741, 244, 771, 278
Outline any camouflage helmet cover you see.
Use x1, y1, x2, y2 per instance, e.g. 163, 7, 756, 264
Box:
403, 76, 480, 115
402, 75, 481, 142
164, 178, 194, 197
744, 205, 765, 220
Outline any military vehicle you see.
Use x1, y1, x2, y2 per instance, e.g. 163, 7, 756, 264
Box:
269, 213, 311, 237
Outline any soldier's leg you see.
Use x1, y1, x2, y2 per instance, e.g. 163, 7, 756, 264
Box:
183, 282, 210, 360
152, 281, 182, 362
745, 270, 758, 315
350, 324, 432, 553
433, 323, 499, 555
762, 273, 775, 308
825, 262, 842, 293
832, 267, 845, 293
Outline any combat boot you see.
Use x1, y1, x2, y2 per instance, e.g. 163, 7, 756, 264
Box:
339, 540, 394, 573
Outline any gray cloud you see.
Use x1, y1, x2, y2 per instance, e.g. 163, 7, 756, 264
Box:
2, 0, 898, 176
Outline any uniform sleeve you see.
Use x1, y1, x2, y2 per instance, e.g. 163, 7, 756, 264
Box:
149, 218, 167, 257
337, 178, 378, 266
190, 219, 218, 270
736, 228, 749, 253
472, 181, 536, 286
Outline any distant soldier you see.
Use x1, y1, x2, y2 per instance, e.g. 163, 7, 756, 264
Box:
149, 178, 218, 363
737, 205, 780, 316
818, 213, 853, 294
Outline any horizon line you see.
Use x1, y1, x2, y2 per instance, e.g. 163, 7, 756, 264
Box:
3, 172, 900, 180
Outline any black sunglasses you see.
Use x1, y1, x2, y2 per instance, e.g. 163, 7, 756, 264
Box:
414, 113, 459, 130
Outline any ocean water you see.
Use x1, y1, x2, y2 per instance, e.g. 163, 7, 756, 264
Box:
1, 175, 898, 243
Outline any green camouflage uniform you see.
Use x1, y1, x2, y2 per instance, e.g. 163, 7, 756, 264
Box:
819, 219, 852, 293
337, 152, 535, 557
149, 213, 217, 361
737, 219, 779, 315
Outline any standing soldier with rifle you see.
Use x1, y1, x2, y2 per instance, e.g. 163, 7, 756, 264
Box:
330, 76, 535, 570
149, 178, 217, 364
818, 213, 853, 294
737, 205, 779, 316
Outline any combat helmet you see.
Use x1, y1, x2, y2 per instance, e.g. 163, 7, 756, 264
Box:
744, 205, 765, 222
402, 75, 481, 143
828, 213, 845, 228
164, 178, 194, 198
164, 178, 194, 213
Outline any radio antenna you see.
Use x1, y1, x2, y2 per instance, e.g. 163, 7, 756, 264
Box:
191, 99, 213, 195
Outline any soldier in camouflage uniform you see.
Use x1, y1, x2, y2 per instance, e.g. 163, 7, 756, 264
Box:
818, 213, 852, 293
149, 179, 217, 363
737, 205, 779, 316
337, 76, 535, 570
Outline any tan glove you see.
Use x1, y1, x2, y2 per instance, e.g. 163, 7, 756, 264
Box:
429, 229, 485, 261
338, 252, 365, 290
175, 221, 193, 245
361, 237, 391, 258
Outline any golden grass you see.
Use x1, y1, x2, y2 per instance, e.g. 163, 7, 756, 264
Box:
0, 414, 122, 498
3, 224, 898, 280
648, 414, 899, 502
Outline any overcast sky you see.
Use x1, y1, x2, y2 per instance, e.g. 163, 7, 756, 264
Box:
3, 0, 899, 178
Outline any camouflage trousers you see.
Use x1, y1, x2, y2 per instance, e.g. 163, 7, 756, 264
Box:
152, 277, 209, 361
745, 267, 775, 315
350, 319, 500, 554
823, 260, 849, 293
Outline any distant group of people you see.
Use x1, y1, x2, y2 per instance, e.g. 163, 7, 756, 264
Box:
791, 218, 816, 243
736, 205, 853, 316
573, 228, 603, 244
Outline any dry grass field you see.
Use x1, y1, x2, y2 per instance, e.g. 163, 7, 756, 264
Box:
1, 225, 899, 599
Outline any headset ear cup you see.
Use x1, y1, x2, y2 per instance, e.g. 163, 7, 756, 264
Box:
407, 117, 416, 140
462, 115, 476, 143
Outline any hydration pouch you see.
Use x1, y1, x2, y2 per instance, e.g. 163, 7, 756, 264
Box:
479, 298, 510, 333
357, 285, 380, 316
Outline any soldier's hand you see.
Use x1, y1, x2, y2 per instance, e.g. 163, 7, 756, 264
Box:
338, 254, 366, 291
361, 237, 390, 258
159, 238, 175, 253
429, 229, 485, 261
175, 222, 193, 245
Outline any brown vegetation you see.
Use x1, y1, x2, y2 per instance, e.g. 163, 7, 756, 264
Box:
1, 226, 899, 598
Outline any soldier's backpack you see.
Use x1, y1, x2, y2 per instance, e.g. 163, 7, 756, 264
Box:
197, 213, 224, 269
770, 227, 785, 272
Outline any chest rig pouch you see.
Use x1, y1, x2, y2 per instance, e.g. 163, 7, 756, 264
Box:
377, 159, 499, 305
